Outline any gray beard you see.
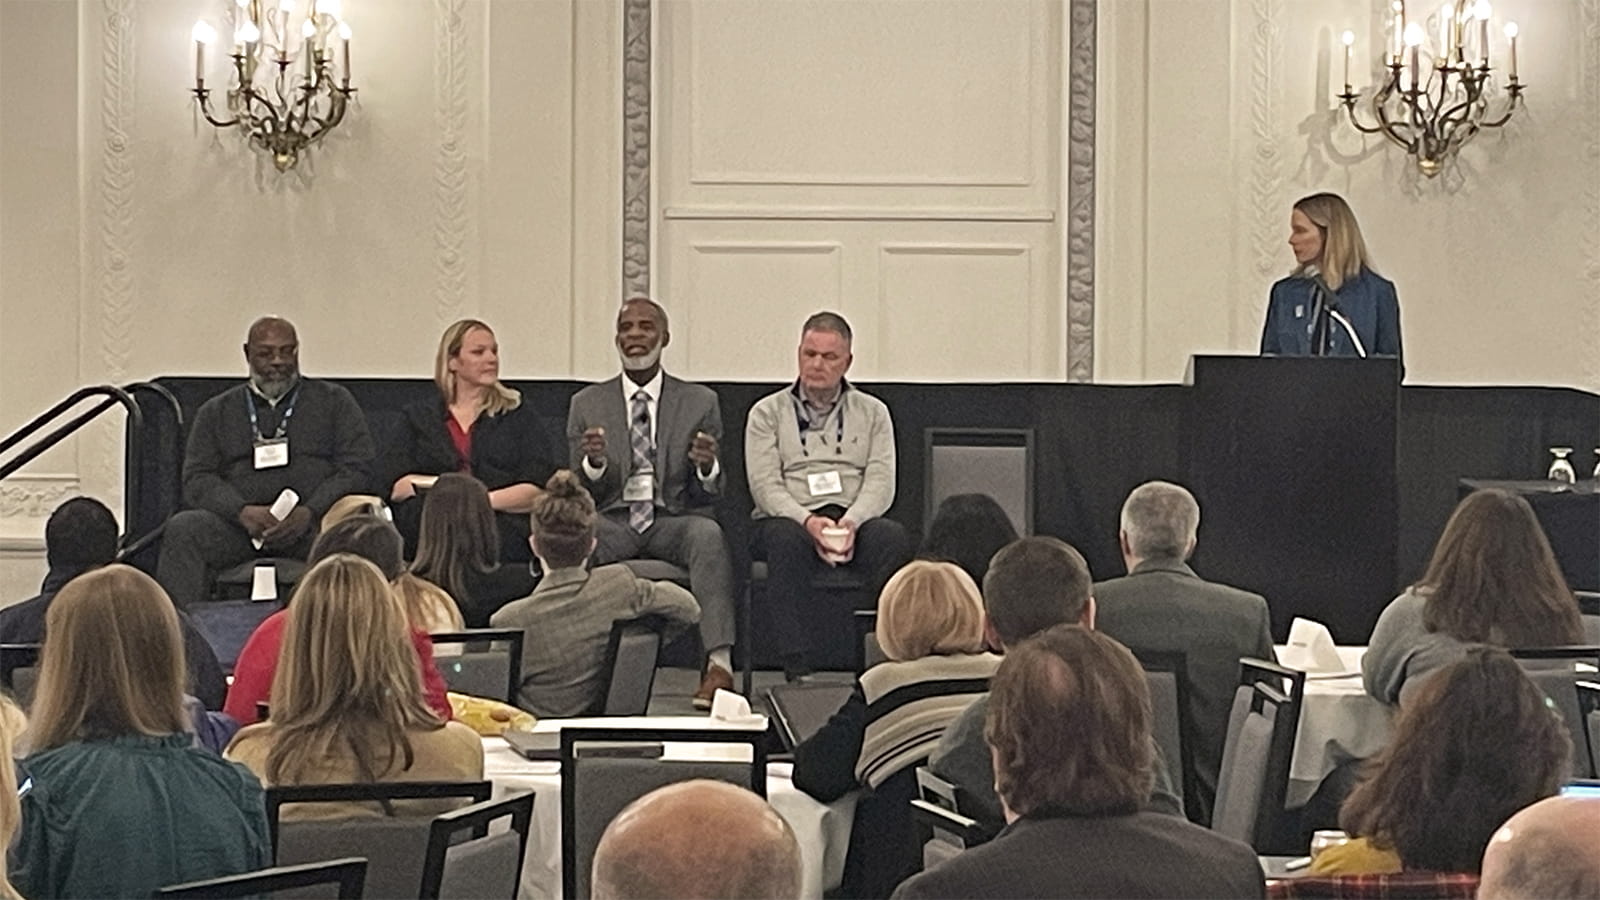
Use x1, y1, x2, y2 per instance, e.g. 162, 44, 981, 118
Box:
620, 346, 662, 373
252, 373, 297, 401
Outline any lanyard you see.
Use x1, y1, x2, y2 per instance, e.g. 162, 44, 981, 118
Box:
246, 386, 299, 442
791, 383, 846, 457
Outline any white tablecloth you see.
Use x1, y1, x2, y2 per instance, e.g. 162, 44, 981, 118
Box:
482, 722, 856, 900
1279, 646, 1395, 806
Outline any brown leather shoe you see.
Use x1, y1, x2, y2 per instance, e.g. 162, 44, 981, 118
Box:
692, 663, 735, 710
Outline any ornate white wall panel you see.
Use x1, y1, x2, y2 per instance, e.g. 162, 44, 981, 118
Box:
877, 243, 1038, 380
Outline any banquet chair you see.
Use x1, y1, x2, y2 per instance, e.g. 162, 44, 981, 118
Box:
1509, 646, 1600, 779
1213, 659, 1304, 850
267, 781, 493, 900
429, 629, 524, 703
0, 643, 40, 708
1579, 680, 1600, 779
153, 858, 368, 899
1133, 649, 1192, 821
598, 616, 665, 715
910, 767, 994, 870
561, 724, 768, 899
417, 791, 535, 900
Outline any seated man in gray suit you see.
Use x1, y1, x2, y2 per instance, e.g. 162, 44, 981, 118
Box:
928, 537, 1182, 826
567, 297, 736, 708
892, 625, 1265, 900
1094, 480, 1276, 825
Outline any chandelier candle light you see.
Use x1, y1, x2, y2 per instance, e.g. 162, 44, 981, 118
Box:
1336, 0, 1524, 177
191, 0, 356, 172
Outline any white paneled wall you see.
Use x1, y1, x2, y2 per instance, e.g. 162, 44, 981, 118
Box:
655, 0, 1067, 381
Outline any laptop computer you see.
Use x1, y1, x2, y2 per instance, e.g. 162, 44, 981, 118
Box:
766, 682, 855, 751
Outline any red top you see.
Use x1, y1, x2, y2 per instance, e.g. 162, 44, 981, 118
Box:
222, 609, 454, 725
445, 414, 473, 472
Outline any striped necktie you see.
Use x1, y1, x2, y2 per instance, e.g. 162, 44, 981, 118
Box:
629, 389, 655, 533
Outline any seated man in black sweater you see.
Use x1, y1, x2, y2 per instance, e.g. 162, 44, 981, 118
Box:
154, 317, 374, 609
0, 497, 226, 708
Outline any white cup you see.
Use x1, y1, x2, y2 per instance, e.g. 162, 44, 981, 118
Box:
819, 526, 851, 553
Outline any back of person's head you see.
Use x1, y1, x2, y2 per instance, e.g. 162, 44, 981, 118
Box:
918, 493, 1019, 587
982, 537, 1093, 647
531, 470, 597, 569
1339, 647, 1569, 873
319, 494, 389, 532
1479, 796, 1600, 899
266, 554, 440, 784
1119, 481, 1199, 562
411, 472, 500, 603
44, 496, 119, 570
393, 573, 466, 632
985, 624, 1153, 818
875, 560, 987, 662
0, 696, 23, 900
30, 565, 187, 750
591, 779, 802, 900
308, 514, 406, 580
1418, 489, 1583, 647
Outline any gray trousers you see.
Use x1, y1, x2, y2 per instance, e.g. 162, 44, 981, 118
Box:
155, 508, 313, 609
592, 510, 736, 653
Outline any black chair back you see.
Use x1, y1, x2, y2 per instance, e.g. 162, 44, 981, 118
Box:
429, 629, 525, 703
1213, 658, 1304, 849
0, 643, 41, 709
598, 616, 665, 715
1132, 648, 1192, 821
418, 791, 535, 900
152, 858, 367, 899
1510, 646, 1600, 778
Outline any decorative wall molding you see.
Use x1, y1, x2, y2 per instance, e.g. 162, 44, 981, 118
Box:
0, 476, 78, 519
622, 0, 652, 298
1248, 0, 1285, 287
433, 0, 469, 323
95, 0, 136, 507
1583, 0, 1600, 391
1065, 0, 1096, 382
664, 206, 1056, 222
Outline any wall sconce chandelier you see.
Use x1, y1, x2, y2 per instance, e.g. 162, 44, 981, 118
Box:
1335, 0, 1524, 177
191, 0, 356, 172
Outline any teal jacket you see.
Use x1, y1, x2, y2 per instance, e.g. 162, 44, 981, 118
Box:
1261, 266, 1402, 360
12, 734, 270, 899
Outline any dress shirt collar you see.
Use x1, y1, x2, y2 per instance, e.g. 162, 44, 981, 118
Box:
620, 369, 665, 407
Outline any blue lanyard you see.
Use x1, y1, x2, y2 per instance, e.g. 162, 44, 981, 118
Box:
791, 383, 845, 457
246, 386, 299, 442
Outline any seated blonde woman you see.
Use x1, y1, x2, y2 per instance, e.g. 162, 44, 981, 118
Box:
792, 560, 1000, 897
225, 554, 483, 819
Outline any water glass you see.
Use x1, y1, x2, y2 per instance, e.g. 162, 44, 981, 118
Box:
1548, 447, 1576, 484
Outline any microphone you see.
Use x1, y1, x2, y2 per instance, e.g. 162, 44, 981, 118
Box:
1302, 264, 1340, 311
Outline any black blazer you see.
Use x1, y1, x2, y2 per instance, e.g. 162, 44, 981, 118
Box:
378, 397, 557, 494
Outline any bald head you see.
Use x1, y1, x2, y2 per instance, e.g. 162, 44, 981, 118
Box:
243, 317, 300, 399
1479, 795, 1600, 899
591, 780, 802, 900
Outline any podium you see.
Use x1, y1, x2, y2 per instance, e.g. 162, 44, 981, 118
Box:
1184, 355, 1401, 643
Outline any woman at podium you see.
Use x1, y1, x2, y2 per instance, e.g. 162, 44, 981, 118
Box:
1260, 192, 1402, 360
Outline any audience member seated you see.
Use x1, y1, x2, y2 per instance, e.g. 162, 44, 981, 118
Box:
155, 316, 375, 609
916, 492, 1019, 588
0, 696, 21, 899
224, 554, 482, 818
568, 297, 738, 709
491, 471, 699, 716
1093, 481, 1276, 823
223, 515, 452, 725
746, 311, 912, 681
381, 318, 555, 563
12, 566, 270, 897
929, 537, 1183, 826
0, 496, 227, 710
1478, 795, 1600, 900
591, 779, 803, 900
892, 625, 1265, 899
409, 472, 537, 627
1310, 648, 1569, 877
317, 493, 389, 530
793, 560, 1000, 897
1364, 489, 1583, 707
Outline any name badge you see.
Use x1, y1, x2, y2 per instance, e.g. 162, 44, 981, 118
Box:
623, 472, 655, 502
807, 470, 843, 497
253, 438, 289, 470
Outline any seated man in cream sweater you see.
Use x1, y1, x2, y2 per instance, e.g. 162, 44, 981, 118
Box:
744, 312, 912, 681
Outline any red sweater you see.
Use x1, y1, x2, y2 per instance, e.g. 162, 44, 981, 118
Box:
222, 609, 453, 725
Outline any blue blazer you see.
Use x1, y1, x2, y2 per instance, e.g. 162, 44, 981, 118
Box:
1260, 266, 1402, 360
